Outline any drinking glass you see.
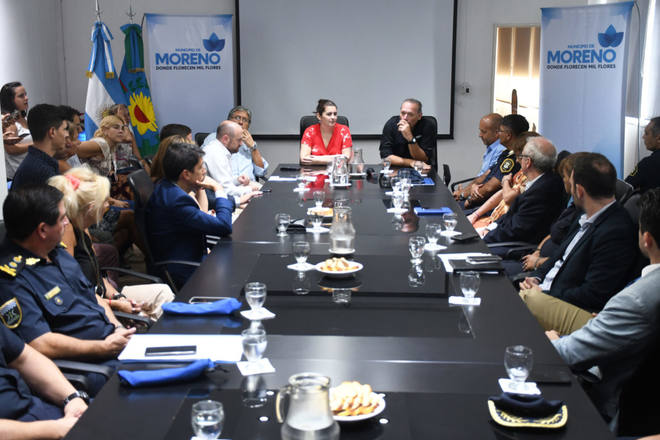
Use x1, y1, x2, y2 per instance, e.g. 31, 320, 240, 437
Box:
292, 241, 310, 267
382, 159, 391, 173
275, 213, 290, 237
409, 235, 426, 264
296, 180, 307, 191
313, 190, 324, 209
292, 271, 310, 295
308, 212, 323, 231
245, 282, 266, 314
443, 212, 458, 232
504, 345, 533, 387
242, 328, 267, 364
392, 191, 405, 210
191, 400, 224, 440
425, 223, 442, 250
408, 263, 425, 287
413, 161, 425, 175
459, 271, 480, 299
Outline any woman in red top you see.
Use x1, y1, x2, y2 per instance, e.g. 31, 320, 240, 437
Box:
300, 99, 352, 165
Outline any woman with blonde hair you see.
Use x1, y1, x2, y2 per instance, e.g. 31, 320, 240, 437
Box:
48, 167, 174, 320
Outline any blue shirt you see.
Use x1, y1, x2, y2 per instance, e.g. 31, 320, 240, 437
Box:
0, 239, 114, 344
0, 325, 32, 419
479, 139, 506, 175
10, 146, 59, 191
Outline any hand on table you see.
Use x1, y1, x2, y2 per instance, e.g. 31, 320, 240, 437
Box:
519, 277, 540, 291
104, 327, 136, 356
64, 397, 88, 418
545, 330, 560, 341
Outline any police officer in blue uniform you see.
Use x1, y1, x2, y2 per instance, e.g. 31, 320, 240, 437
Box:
0, 323, 88, 438
0, 185, 135, 395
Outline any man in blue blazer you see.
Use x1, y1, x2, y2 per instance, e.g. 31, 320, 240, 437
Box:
146, 142, 234, 287
546, 189, 660, 421
483, 136, 565, 247
519, 153, 637, 331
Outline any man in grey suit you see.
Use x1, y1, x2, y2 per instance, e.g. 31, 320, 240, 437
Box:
546, 188, 660, 421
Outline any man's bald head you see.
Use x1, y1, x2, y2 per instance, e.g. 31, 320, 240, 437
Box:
478, 113, 502, 146
217, 120, 243, 153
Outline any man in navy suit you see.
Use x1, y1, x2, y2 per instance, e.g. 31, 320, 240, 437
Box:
483, 136, 565, 247
146, 142, 234, 287
519, 153, 637, 333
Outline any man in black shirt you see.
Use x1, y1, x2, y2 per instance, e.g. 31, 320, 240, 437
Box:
379, 98, 435, 172
10, 104, 68, 191
626, 116, 660, 193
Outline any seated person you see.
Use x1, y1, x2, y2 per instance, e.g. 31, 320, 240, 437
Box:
202, 106, 268, 185
546, 189, 660, 421
518, 153, 638, 333
1, 81, 32, 180
203, 121, 261, 206
482, 137, 565, 246
146, 142, 234, 287
159, 123, 192, 142
49, 167, 175, 321
300, 99, 353, 165
106, 104, 150, 173
476, 113, 505, 175
379, 98, 433, 172
57, 105, 84, 173
0, 325, 88, 439
0, 185, 135, 395
503, 152, 586, 276
11, 104, 69, 191
467, 131, 539, 229
453, 114, 529, 209
625, 116, 660, 193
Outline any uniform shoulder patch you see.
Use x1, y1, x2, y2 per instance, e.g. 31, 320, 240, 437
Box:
628, 166, 638, 177
0, 255, 25, 278
0, 297, 22, 329
500, 158, 515, 173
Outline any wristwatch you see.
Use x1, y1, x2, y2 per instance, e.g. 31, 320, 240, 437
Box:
409, 137, 417, 144
63, 390, 90, 406
248, 143, 257, 152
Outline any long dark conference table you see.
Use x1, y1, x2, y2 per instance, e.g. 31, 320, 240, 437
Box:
66, 164, 614, 439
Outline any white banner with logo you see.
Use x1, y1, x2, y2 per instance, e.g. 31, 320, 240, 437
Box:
539, 2, 633, 175
145, 14, 234, 135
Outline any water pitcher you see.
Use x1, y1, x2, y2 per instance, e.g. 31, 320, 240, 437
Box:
329, 206, 355, 253
331, 156, 349, 185
276, 372, 340, 440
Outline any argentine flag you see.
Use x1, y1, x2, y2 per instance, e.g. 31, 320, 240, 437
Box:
84, 21, 127, 141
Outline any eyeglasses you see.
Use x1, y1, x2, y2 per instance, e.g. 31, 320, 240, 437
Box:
231, 115, 250, 123
516, 154, 531, 160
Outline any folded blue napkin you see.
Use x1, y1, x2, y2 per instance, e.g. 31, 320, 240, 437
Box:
413, 206, 452, 216
161, 298, 242, 315
490, 393, 564, 418
118, 358, 214, 387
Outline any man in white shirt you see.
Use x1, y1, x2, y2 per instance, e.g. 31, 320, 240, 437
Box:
202, 120, 260, 206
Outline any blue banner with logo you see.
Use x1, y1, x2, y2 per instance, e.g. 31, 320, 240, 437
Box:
145, 14, 234, 135
539, 2, 633, 175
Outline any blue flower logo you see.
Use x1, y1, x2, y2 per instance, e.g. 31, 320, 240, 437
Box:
598, 25, 623, 48
203, 33, 225, 52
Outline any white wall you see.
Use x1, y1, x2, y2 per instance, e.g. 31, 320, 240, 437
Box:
2, 0, 643, 195
0, 0, 66, 215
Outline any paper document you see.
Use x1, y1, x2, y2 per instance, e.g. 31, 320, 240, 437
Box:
118, 334, 243, 363
268, 175, 297, 182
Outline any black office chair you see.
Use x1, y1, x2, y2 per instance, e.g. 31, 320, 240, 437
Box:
615, 178, 633, 203
442, 164, 451, 186
195, 132, 210, 147
127, 170, 200, 293
300, 115, 349, 139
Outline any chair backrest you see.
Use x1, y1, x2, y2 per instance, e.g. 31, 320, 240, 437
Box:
421, 115, 438, 171
299, 115, 349, 138
195, 132, 210, 147
615, 178, 633, 203
127, 169, 155, 210
442, 164, 451, 186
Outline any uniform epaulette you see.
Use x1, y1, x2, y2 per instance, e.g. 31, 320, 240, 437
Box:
0, 255, 26, 278
58, 242, 68, 249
